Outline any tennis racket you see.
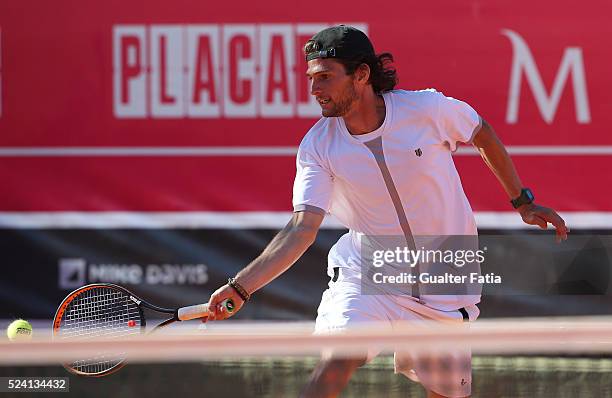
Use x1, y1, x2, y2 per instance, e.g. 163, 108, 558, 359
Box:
52, 283, 234, 377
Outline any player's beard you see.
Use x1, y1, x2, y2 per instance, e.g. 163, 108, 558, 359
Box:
321, 81, 359, 117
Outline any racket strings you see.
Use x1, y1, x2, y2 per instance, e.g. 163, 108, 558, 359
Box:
62, 290, 140, 338
58, 287, 143, 374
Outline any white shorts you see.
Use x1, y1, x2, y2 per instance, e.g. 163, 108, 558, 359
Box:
314, 267, 479, 398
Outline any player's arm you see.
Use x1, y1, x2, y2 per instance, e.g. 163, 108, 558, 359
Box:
207, 210, 324, 320
471, 119, 569, 241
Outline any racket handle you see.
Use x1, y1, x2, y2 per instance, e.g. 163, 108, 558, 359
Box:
177, 298, 235, 321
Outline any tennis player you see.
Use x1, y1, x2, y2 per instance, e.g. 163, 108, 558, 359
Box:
208, 25, 568, 398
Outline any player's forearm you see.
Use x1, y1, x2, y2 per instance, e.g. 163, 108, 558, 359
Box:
234, 214, 320, 294
472, 119, 523, 200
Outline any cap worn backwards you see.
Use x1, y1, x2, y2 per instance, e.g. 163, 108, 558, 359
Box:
306, 25, 375, 62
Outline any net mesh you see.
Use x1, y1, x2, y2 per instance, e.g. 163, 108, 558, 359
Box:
2, 317, 612, 396
56, 286, 143, 375
1, 355, 611, 397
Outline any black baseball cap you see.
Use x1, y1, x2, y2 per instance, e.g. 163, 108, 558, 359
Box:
305, 25, 375, 61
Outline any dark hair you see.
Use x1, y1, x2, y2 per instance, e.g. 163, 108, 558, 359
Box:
304, 41, 398, 94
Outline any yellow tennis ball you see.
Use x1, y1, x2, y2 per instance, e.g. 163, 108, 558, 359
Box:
6, 319, 33, 341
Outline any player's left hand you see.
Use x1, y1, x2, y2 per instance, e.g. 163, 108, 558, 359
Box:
518, 203, 569, 243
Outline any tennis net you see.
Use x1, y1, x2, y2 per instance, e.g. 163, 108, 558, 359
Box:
1, 317, 611, 397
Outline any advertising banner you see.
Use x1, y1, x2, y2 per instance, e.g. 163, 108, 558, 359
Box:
0, 1, 610, 214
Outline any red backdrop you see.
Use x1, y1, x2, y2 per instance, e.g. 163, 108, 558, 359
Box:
1, 1, 610, 215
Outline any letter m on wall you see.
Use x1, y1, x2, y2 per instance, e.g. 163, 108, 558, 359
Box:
502, 29, 591, 124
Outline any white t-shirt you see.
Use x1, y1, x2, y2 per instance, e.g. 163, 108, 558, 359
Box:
292, 89, 482, 310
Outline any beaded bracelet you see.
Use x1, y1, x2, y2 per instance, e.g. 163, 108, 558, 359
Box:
228, 277, 250, 302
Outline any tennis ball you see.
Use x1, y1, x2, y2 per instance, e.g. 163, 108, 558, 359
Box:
6, 319, 33, 341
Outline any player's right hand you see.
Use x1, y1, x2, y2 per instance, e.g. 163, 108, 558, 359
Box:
207, 284, 245, 321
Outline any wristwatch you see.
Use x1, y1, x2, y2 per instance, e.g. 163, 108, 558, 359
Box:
510, 188, 534, 209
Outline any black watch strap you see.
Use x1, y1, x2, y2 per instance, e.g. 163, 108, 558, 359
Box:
511, 188, 535, 209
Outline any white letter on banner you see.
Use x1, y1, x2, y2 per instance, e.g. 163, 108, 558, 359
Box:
151, 25, 184, 118
113, 25, 147, 118
223, 24, 256, 117
259, 24, 294, 117
503, 29, 591, 124
187, 25, 221, 118
296, 23, 328, 118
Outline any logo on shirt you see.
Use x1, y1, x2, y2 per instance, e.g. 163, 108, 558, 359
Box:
415, 148, 423, 157
461, 379, 467, 386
